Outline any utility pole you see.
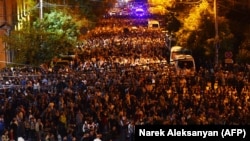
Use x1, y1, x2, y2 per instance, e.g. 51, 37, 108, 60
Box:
39, 0, 43, 19
214, 0, 219, 66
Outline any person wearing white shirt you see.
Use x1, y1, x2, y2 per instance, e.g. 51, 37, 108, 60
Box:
93, 134, 102, 141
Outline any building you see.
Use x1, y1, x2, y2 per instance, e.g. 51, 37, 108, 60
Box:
0, 0, 79, 68
0, 0, 32, 68
0, 0, 12, 68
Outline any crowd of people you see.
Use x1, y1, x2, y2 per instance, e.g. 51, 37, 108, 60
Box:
0, 16, 250, 141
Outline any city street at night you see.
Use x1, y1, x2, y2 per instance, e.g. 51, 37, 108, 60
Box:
0, 0, 250, 141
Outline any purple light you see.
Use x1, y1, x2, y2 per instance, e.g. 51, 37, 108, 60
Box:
135, 8, 145, 16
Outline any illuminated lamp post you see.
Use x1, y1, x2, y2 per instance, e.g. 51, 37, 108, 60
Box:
40, 0, 43, 20
214, 0, 219, 66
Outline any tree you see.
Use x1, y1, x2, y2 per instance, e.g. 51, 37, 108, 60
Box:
174, 0, 235, 67
3, 9, 84, 66
236, 32, 250, 63
148, 0, 175, 15
77, 0, 116, 22
165, 12, 181, 32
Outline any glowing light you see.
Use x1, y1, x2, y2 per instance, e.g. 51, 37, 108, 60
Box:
135, 8, 145, 16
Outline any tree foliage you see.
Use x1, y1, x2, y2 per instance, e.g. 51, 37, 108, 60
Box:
3, 9, 83, 66
165, 12, 181, 32
176, 0, 211, 45
33, 10, 80, 45
236, 33, 250, 63
173, 0, 235, 66
148, 0, 175, 15
2, 0, 116, 66
77, 0, 116, 22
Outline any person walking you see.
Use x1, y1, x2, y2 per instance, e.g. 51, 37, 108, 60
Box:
127, 120, 135, 141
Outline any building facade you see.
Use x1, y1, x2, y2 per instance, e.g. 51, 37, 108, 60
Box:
0, 0, 29, 68
0, 0, 74, 68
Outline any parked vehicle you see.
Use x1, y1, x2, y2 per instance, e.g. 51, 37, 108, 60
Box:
170, 46, 192, 64
170, 46, 195, 76
148, 19, 160, 28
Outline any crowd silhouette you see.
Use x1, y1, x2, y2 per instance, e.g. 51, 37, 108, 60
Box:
0, 16, 250, 141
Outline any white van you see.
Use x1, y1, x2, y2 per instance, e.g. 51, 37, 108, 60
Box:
170, 46, 195, 76
148, 19, 160, 28
170, 46, 192, 65
173, 54, 196, 76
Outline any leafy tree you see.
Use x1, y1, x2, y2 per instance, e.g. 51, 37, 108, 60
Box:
165, 12, 181, 32
224, 2, 250, 63
174, 0, 235, 67
3, 9, 84, 66
176, 1, 211, 46
33, 10, 79, 45
236, 31, 250, 63
3, 25, 48, 65
148, 0, 175, 15
77, 0, 116, 22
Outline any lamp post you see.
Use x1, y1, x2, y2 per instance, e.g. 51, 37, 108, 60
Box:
214, 0, 219, 66
39, 0, 43, 19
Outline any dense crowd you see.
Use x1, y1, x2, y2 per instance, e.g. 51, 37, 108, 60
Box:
0, 16, 250, 141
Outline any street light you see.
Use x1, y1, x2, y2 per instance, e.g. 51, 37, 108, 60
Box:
40, 0, 43, 20
214, 0, 219, 66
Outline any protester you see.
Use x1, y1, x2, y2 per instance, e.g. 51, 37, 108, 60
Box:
0, 16, 249, 141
